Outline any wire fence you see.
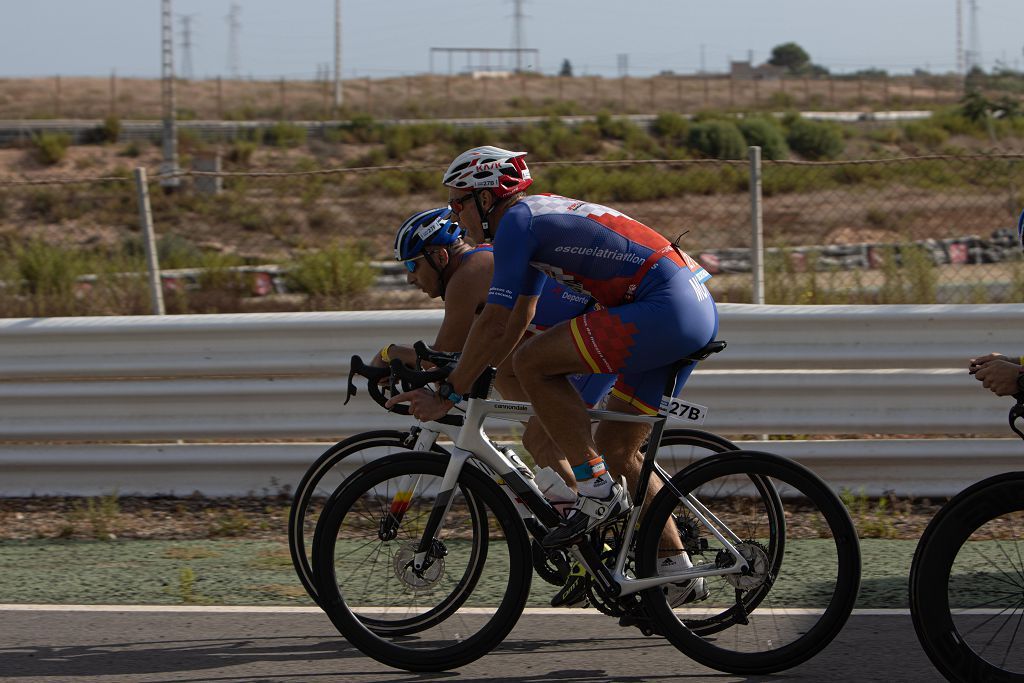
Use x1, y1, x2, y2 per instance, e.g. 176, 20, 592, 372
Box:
0, 73, 967, 120
0, 152, 1020, 317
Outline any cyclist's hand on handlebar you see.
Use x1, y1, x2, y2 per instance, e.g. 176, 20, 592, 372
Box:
969, 352, 1008, 374
385, 388, 453, 422
974, 359, 1021, 396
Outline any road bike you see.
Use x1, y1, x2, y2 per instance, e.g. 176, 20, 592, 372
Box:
909, 396, 1024, 682
310, 341, 862, 673
289, 343, 743, 607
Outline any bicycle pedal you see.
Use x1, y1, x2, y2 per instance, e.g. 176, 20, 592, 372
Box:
617, 614, 662, 637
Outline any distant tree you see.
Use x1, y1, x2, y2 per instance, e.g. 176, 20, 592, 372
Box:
768, 42, 811, 73
559, 59, 573, 77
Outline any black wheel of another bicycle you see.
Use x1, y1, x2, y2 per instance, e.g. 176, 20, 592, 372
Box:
288, 430, 449, 606
638, 450, 860, 675
312, 451, 531, 672
910, 472, 1024, 683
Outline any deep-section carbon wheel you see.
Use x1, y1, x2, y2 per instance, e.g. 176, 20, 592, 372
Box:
910, 472, 1024, 682
288, 430, 448, 605
638, 450, 860, 675
312, 451, 531, 672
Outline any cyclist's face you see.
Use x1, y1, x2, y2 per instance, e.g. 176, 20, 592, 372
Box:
448, 188, 490, 243
406, 248, 444, 298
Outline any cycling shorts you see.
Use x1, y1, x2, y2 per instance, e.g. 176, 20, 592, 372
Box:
568, 265, 718, 415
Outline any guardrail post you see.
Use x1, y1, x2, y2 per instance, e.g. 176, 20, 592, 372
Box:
749, 146, 765, 304
133, 167, 166, 315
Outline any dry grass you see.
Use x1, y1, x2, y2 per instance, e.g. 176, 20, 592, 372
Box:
0, 74, 965, 121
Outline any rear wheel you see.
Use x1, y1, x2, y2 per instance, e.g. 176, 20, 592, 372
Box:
312, 452, 531, 672
638, 450, 860, 675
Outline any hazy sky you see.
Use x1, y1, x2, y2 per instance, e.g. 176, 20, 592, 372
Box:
2, 1, 1023, 79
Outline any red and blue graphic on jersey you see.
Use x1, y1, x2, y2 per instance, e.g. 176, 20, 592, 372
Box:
486, 195, 707, 310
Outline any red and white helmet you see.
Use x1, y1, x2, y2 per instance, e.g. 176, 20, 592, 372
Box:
442, 146, 533, 198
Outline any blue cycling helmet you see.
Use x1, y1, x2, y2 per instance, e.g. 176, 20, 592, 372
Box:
393, 207, 465, 300
393, 207, 464, 262
1017, 207, 1024, 250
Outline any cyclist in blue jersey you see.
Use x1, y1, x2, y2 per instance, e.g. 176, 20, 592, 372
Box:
375, 207, 614, 493
388, 147, 718, 604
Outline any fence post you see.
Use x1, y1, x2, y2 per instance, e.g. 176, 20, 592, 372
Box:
749, 146, 765, 304
133, 167, 166, 315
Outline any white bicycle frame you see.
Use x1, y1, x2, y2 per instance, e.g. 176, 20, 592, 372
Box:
409, 394, 753, 598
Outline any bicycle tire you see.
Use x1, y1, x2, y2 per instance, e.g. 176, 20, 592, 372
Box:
638, 450, 860, 675
910, 471, 1024, 682
652, 430, 786, 636
312, 451, 531, 672
288, 430, 449, 606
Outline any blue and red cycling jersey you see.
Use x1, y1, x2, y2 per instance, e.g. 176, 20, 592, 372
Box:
486, 195, 711, 310
484, 194, 718, 415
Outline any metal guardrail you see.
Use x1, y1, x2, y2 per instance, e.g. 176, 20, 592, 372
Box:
0, 303, 1019, 496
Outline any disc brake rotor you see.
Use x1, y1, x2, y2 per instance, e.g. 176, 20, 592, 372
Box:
724, 541, 771, 590
393, 543, 445, 590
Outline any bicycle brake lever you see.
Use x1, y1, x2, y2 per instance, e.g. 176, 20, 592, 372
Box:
1010, 394, 1024, 441
344, 357, 361, 406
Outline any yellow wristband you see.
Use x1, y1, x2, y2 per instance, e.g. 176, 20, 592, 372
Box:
1018, 355, 1024, 367
380, 344, 392, 363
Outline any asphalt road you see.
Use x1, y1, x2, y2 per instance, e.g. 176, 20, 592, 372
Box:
0, 607, 940, 682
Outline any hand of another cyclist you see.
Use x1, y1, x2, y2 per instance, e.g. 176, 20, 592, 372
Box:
386, 388, 452, 421
973, 359, 1021, 396
969, 352, 1008, 374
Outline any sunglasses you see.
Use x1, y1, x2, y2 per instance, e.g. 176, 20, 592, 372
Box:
403, 254, 426, 273
448, 191, 476, 214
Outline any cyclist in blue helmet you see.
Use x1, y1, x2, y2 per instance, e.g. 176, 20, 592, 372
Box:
969, 207, 1024, 396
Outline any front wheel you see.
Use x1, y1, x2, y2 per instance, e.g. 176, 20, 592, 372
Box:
637, 450, 860, 675
312, 452, 532, 672
288, 430, 449, 606
910, 472, 1024, 682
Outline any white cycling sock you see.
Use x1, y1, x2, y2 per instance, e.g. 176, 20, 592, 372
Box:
577, 474, 612, 498
658, 552, 694, 575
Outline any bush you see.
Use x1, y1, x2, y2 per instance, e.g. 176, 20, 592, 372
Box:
902, 121, 949, 148
786, 118, 844, 160
286, 243, 376, 301
227, 140, 257, 166
263, 122, 307, 148
737, 117, 788, 159
686, 120, 747, 159
652, 112, 689, 145
31, 132, 71, 165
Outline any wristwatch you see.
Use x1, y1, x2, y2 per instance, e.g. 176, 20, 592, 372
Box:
437, 381, 465, 405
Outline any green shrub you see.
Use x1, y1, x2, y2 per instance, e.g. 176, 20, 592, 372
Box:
686, 120, 747, 159
227, 140, 257, 166
652, 112, 689, 146
902, 121, 949, 147
786, 118, 844, 160
286, 243, 376, 301
31, 132, 71, 165
264, 122, 307, 148
737, 117, 788, 159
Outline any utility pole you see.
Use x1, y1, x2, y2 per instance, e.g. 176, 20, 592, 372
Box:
160, 0, 179, 189
617, 53, 629, 78
956, 0, 965, 75
227, 2, 241, 79
334, 0, 343, 110
511, 0, 526, 73
967, 0, 981, 72
179, 13, 196, 80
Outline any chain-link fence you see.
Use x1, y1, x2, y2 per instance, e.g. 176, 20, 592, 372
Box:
0, 73, 966, 120
0, 152, 1021, 317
